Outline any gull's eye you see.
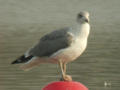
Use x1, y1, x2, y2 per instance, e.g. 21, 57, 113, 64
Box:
78, 14, 83, 18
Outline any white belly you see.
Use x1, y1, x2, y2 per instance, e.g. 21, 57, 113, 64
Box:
50, 38, 87, 63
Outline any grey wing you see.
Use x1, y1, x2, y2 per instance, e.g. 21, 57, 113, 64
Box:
29, 28, 74, 57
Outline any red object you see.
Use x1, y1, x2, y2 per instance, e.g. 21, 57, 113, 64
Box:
43, 81, 88, 90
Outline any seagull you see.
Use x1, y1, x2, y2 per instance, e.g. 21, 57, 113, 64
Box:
11, 11, 90, 81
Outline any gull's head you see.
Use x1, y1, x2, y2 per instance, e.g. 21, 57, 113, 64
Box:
77, 11, 89, 24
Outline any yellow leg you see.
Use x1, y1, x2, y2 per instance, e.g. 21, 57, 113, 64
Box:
59, 60, 65, 78
63, 63, 66, 75
58, 60, 72, 81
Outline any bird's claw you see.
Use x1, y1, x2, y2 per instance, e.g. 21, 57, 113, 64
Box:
60, 75, 72, 81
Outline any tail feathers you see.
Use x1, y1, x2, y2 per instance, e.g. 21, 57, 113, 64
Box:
11, 55, 34, 64
20, 57, 42, 71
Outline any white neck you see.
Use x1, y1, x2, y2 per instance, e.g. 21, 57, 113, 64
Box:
73, 22, 90, 39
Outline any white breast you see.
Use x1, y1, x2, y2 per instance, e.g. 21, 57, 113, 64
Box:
50, 23, 90, 63
50, 38, 87, 63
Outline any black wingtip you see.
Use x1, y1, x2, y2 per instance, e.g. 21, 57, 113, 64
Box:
11, 61, 15, 64
11, 55, 25, 64
11, 55, 34, 64
11, 60, 19, 64
11, 58, 22, 64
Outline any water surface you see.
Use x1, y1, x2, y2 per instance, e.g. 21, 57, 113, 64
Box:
0, 0, 120, 90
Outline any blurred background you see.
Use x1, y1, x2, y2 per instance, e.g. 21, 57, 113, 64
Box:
0, 0, 120, 90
